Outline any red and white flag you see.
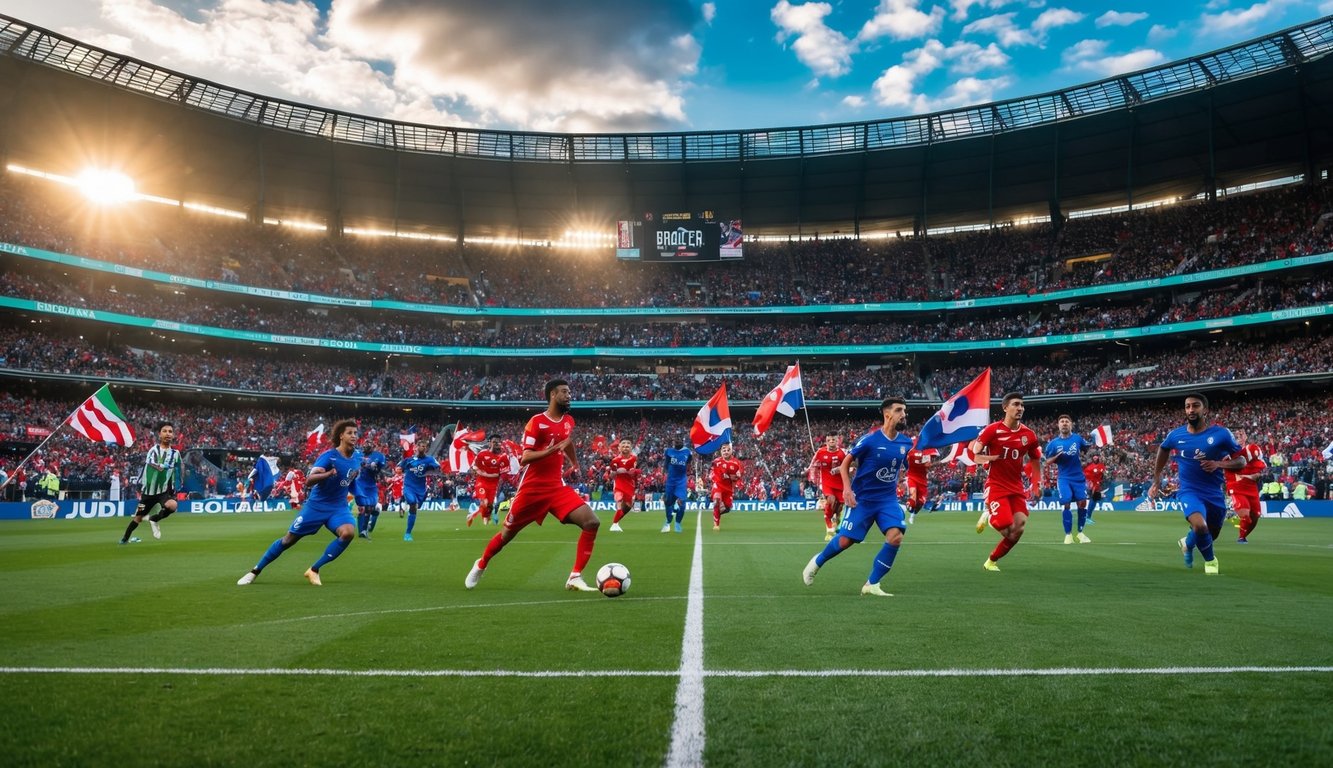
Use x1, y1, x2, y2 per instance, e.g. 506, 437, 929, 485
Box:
303, 423, 326, 458
68, 385, 135, 447
1093, 424, 1114, 447
942, 441, 976, 467
449, 427, 488, 473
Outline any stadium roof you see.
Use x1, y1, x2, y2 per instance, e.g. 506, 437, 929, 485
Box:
2, 13, 1333, 238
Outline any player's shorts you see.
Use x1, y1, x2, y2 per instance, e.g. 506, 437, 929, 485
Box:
474, 479, 499, 505
711, 488, 734, 508
504, 485, 586, 530
907, 480, 927, 505
1228, 489, 1260, 516
135, 490, 174, 516
1057, 478, 1088, 505
837, 498, 906, 542
1178, 490, 1227, 529
1089, 488, 1102, 503
353, 487, 379, 508
288, 506, 357, 536
403, 488, 427, 506
984, 489, 1029, 531
664, 481, 688, 501
820, 481, 844, 500
613, 483, 636, 505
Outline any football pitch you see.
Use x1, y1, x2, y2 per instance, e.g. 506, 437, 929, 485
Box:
2, 509, 1331, 767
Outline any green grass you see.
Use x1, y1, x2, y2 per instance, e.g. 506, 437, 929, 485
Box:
1, 509, 1331, 767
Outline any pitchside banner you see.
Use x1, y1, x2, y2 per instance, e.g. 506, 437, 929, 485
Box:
4, 499, 1333, 520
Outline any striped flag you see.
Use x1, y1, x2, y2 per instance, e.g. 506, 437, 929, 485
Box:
68, 385, 135, 447
1093, 424, 1114, 447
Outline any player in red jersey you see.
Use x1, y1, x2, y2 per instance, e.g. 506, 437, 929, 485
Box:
1225, 429, 1266, 543
1083, 453, 1106, 524
609, 439, 639, 532
389, 466, 405, 516
971, 392, 1043, 572
904, 446, 936, 525
710, 443, 742, 531
464, 380, 601, 592
466, 437, 508, 527
807, 435, 847, 540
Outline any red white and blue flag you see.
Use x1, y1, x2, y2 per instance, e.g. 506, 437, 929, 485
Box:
691, 384, 733, 455
752, 363, 804, 437
915, 368, 991, 451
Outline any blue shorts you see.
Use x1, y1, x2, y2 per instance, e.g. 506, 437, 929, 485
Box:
1178, 490, 1227, 528
664, 482, 688, 501
1058, 478, 1088, 504
353, 489, 379, 508
288, 507, 356, 536
837, 499, 906, 543
403, 488, 427, 506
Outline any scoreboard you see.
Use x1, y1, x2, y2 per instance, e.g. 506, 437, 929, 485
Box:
616, 212, 743, 261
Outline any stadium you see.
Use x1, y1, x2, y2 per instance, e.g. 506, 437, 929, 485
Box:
1, 8, 1332, 766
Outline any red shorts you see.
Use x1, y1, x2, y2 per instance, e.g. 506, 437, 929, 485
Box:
908, 480, 927, 504
613, 483, 636, 504
504, 485, 586, 530
1230, 489, 1260, 516
475, 478, 499, 505
820, 482, 843, 500
712, 488, 734, 508
984, 489, 1028, 530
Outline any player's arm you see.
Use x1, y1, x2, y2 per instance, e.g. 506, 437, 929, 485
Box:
1148, 447, 1171, 498
520, 438, 568, 467
839, 453, 857, 507
970, 439, 997, 464
563, 440, 580, 473
1025, 452, 1043, 500
306, 459, 337, 484
1041, 444, 1060, 467
1200, 453, 1246, 473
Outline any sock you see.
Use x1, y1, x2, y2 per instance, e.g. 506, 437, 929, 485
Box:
254, 537, 291, 572
310, 536, 351, 572
1242, 514, 1258, 538
814, 535, 849, 567
990, 537, 1016, 562
573, 528, 597, 573
1184, 530, 1197, 552
368, 512, 380, 532
406, 512, 417, 534
664, 497, 675, 525
478, 533, 506, 568
713, 507, 721, 526
121, 520, 140, 541
149, 508, 174, 523
1076, 506, 1088, 531
1061, 504, 1073, 535
674, 503, 686, 524
1196, 529, 1216, 561
357, 513, 368, 534
613, 508, 627, 524
867, 542, 900, 584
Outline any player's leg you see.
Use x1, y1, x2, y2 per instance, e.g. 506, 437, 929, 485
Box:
712, 491, 724, 529
305, 517, 357, 584
356, 503, 373, 538
803, 506, 869, 585
558, 501, 601, 591
1237, 493, 1259, 541
863, 521, 905, 596
404, 496, 420, 540
662, 490, 676, 532
611, 491, 629, 531
239, 516, 313, 584
368, 503, 381, 533
985, 501, 1024, 569
822, 492, 839, 533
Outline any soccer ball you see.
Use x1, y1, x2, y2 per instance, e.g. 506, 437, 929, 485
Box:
595, 562, 631, 598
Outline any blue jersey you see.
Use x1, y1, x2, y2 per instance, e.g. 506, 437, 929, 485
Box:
664, 447, 691, 485
398, 455, 441, 497
848, 429, 912, 504
1161, 424, 1242, 504
355, 450, 386, 494
305, 449, 362, 513
1044, 434, 1088, 482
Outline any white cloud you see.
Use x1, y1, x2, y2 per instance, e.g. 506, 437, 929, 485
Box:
869, 38, 1011, 113
1147, 23, 1177, 42
963, 12, 1038, 46
842, 94, 867, 108
1320, 0, 1333, 13
1032, 7, 1084, 33
1062, 38, 1167, 77
702, 2, 717, 24
1199, 0, 1289, 37
857, 0, 946, 42
1095, 10, 1148, 28
771, 0, 856, 77
947, 0, 1013, 22
60, 26, 137, 55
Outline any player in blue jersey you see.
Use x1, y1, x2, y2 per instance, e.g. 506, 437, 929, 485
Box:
1149, 393, 1246, 575
398, 440, 442, 542
661, 438, 692, 533
236, 419, 360, 586
1044, 414, 1092, 545
802, 397, 912, 597
355, 438, 387, 539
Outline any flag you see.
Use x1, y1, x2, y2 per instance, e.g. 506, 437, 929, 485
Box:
1323, 440, 1333, 460
691, 384, 732, 455
915, 369, 991, 451
500, 439, 524, 483
942, 442, 975, 467
449, 427, 488, 473
68, 384, 135, 447
250, 455, 277, 498
399, 425, 418, 453
303, 423, 325, 458
752, 363, 805, 437
1093, 424, 1113, 447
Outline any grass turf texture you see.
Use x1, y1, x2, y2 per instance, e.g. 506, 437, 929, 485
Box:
1, 509, 1330, 767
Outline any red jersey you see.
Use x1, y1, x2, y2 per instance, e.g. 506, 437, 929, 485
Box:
610, 454, 638, 492
711, 457, 742, 492
518, 412, 574, 488
1082, 461, 1105, 492
1225, 444, 1265, 493
389, 474, 404, 500
286, 469, 305, 496
975, 421, 1041, 497
810, 447, 847, 491
473, 450, 508, 479
906, 449, 934, 485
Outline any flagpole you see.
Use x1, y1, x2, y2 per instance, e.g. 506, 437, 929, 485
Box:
797, 360, 816, 453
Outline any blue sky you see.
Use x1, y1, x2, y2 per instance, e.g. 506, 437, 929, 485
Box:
7, 0, 1331, 132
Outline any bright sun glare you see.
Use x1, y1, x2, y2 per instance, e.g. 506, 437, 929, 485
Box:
75, 168, 137, 205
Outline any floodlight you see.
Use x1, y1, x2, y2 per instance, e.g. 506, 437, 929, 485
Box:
76, 169, 136, 205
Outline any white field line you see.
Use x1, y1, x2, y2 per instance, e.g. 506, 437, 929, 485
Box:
664, 508, 707, 768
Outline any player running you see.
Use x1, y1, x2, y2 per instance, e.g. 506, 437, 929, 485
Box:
354, 438, 387, 540
466, 437, 507, 527
1226, 429, 1266, 544
904, 444, 936, 525
1083, 453, 1106, 523
972, 392, 1043, 572
609, 439, 639, 532
464, 379, 602, 592
1044, 414, 1092, 545
398, 440, 442, 541
710, 443, 742, 531
119, 421, 181, 544
661, 437, 691, 533
807, 435, 847, 540
801, 397, 913, 597
1149, 393, 1246, 575
237, 419, 360, 586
